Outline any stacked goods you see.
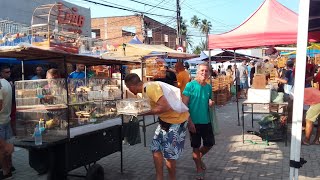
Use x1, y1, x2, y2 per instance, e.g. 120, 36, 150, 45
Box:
277, 56, 288, 68
315, 54, 320, 65
212, 75, 233, 105
269, 68, 278, 81
145, 57, 166, 78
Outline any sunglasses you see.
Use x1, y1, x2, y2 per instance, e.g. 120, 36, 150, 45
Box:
2, 71, 11, 74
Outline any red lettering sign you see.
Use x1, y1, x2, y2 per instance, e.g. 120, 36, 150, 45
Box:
57, 3, 85, 28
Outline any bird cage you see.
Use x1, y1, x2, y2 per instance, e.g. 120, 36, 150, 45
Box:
31, 2, 84, 53
145, 57, 166, 79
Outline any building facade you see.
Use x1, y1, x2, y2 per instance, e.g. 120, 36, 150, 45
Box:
0, 0, 91, 37
91, 15, 182, 50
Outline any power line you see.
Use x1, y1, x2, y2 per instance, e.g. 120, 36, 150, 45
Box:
81, 0, 174, 18
128, 0, 176, 12
183, 2, 233, 28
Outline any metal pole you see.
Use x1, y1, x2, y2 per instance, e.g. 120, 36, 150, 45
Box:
63, 56, 70, 139
289, 0, 310, 179
21, 60, 25, 80
176, 0, 181, 46
235, 50, 240, 126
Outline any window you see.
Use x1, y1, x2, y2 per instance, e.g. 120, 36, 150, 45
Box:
122, 26, 136, 36
92, 29, 100, 38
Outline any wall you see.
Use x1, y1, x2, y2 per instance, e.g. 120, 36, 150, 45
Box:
91, 15, 180, 49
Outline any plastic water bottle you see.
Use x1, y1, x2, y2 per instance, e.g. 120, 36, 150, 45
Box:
34, 125, 42, 145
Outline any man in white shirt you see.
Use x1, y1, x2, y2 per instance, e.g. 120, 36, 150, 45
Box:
0, 67, 13, 179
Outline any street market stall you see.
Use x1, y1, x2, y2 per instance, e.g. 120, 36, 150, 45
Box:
0, 45, 139, 180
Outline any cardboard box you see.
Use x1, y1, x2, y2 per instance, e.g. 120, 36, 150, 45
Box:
252, 74, 267, 89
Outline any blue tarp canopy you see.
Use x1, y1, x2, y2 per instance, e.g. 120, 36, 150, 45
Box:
128, 36, 143, 44
281, 49, 320, 58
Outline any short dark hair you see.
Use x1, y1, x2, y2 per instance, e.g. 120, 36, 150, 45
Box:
124, 73, 141, 86
0, 65, 10, 72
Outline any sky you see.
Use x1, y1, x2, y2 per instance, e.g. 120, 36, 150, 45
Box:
65, 0, 300, 49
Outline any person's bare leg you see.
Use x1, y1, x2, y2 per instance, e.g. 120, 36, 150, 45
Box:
192, 148, 203, 172
312, 119, 320, 144
199, 146, 212, 157
303, 120, 313, 145
153, 151, 164, 180
199, 146, 212, 170
165, 159, 176, 180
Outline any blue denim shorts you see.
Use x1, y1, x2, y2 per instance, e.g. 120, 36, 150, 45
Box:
0, 123, 12, 140
150, 121, 187, 160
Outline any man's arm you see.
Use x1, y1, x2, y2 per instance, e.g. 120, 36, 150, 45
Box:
182, 94, 196, 133
143, 95, 172, 115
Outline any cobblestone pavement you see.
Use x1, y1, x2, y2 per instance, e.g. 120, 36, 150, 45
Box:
11, 101, 320, 180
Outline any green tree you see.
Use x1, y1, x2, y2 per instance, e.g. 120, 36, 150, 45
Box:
192, 41, 206, 55
200, 19, 212, 50
190, 15, 212, 50
180, 16, 193, 49
190, 15, 200, 28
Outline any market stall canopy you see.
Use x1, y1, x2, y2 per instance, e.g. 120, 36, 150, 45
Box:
102, 43, 198, 61
187, 51, 209, 61
280, 43, 320, 56
128, 36, 143, 44
0, 46, 139, 65
208, 0, 320, 50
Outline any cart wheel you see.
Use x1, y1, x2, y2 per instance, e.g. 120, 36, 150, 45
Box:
86, 164, 104, 180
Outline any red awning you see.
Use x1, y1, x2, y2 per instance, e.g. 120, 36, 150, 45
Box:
208, 0, 320, 50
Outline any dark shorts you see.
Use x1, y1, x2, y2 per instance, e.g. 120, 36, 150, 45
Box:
190, 123, 215, 148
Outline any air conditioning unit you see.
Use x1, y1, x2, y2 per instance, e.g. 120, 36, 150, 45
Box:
164, 34, 168, 42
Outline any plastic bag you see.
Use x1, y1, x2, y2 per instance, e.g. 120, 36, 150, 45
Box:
122, 116, 141, 145
144, 81, 189, 113
231, 85, 236, 95
209, 107, 220, 135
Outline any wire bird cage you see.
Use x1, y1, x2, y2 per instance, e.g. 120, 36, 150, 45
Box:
31, 3, 84, 53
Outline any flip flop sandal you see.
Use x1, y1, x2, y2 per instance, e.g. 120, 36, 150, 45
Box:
302, 140, 310, 146
195, 171, 205, 180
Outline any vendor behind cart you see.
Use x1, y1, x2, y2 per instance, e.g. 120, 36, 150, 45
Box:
124, 73, 189, 180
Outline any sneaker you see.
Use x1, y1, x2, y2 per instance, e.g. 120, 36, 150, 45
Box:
0, 172, 12, 179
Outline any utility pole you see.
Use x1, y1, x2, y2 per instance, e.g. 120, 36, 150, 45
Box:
141, 13, 147, 44
176, 0, 182, 47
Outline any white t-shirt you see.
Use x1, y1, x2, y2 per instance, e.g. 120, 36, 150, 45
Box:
0, 79, 12, 124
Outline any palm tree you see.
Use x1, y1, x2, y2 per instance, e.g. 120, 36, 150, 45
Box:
192, 41, 206, 55
199, 19, 212, 50
180, 16, 193, 50
190, 15, 200, 28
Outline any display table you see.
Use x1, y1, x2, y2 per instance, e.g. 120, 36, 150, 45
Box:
241, 100, 288, 146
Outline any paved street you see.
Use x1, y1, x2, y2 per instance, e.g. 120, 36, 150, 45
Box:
12, 101, 320, 180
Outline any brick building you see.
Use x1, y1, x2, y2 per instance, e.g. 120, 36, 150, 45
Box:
91, 15, 183, 50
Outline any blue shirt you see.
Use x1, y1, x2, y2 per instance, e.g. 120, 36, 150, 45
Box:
69, 71, 85, 79
183, 80, 212, 124
31, 75, 41, 80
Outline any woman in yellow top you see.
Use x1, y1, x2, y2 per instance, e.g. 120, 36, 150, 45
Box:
125, 73, 189, 180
